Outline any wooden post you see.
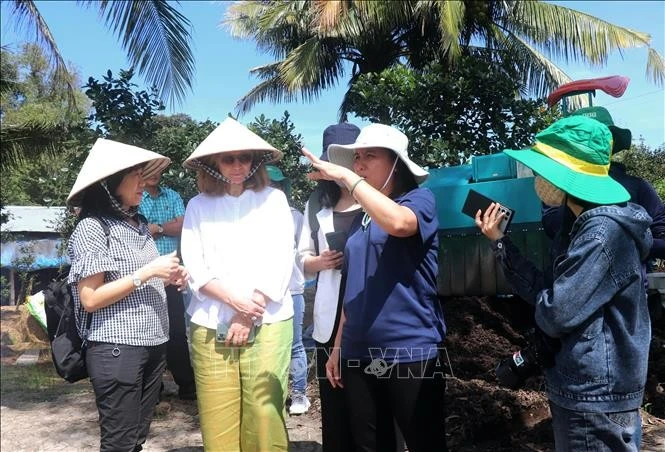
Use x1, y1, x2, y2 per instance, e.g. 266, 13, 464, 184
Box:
9, 269, 16, 305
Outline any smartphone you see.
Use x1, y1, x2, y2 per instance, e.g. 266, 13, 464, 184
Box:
325, 231, 348, 252
461, 189, 515, 234
216, 323, 257, 344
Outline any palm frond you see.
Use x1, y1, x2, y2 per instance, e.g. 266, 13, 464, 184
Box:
310, 0, 349, 33
79, 0, 195, 106
224, 1, 266, 39
7, 0, 78, 107
434, 0, 465, 62
310, 0, 412, 35
489, 25, 580, 107
234, 63, 296, 115
280, 37, 345, 91
0, 121, 71, 169
508, 1, 660, 85
0, 46, 19, 95
225, 1, 314, 59
337, 70, 367, 120
646, 47, 665, 87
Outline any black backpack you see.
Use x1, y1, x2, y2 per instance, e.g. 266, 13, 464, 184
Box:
44, 217, 109, 383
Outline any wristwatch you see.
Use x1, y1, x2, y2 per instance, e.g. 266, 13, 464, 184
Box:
131, 272, 142, 288
156, 224, 164, 234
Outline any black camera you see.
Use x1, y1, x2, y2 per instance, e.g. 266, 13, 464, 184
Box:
495, 327, 560, 389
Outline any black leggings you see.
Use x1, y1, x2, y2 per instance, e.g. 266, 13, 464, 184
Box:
316, 341, 357, 452
341, 356, 447, 452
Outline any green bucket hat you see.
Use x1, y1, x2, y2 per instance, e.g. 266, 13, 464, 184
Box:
266, 165, 291, 196
570, 106, 632, 153
504, 116, 630, 205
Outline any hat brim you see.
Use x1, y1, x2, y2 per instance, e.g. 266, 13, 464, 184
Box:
609, 125, 632, 154
67, 156, 170, 207
328, 144, 429, 184
504, 148, 629, 205
183, 118, 282, 170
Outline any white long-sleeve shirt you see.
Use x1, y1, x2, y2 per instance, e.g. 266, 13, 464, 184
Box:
289, 207, 305, 295
181, 187, 294, 329
297, 202, 342, 344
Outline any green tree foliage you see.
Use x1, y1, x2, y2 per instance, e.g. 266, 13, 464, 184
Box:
248, 112, 315, 211
1, 44, 92, 209
2, 152, 81, 206
225, 0, 664, 115
347, 55, 560, 167
0, 43, 89, 167
84, 69, 165, 147
6, 0, 195, 105
151, 114, 218, 203
82, 71, 218, 204
2, 59, 316, 218
615, 143, 665, 199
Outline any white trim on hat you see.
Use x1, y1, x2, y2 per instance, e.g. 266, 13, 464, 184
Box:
327, 124, 428, 184
66, 138, 170, 206
183, 117, 282, 170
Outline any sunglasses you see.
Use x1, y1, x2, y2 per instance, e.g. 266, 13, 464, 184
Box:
220, 153, 253, 165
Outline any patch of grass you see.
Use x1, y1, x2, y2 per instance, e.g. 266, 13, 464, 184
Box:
1, 362, 91, 402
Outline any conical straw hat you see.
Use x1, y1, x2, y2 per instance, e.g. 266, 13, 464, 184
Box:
67, 138, 170, 206
183, 117, 282, 170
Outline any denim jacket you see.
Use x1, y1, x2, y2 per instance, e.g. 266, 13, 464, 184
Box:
492, 203, 653, 412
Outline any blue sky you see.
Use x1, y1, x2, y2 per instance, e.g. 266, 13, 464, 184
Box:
1, 0, 663, 153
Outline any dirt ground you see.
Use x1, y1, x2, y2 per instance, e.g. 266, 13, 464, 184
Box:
2, 295, 664, 451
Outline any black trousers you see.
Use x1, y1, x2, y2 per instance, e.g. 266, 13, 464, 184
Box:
87, 341, 166, 452
342, 355, 448, 452
316, 340, 357, 452
165, 285, 195, 388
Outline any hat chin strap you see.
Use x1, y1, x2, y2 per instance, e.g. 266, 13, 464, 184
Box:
100, 181, 139, 219
377, 157, 399, 193
191, 152, 272, 184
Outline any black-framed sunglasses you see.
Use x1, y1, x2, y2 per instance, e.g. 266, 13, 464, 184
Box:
220, 153, 253, 165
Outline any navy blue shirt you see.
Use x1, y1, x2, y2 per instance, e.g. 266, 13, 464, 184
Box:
341, 188, 445, 363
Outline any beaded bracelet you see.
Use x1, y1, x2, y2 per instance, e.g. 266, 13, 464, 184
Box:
349, 177, 366, 196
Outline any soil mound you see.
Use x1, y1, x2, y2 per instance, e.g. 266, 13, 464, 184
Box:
442, 295, 665, 450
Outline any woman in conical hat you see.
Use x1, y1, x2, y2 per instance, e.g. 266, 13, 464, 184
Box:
66, 138, 188, 451
180, 117, 294, 450
476, 115, 652, 451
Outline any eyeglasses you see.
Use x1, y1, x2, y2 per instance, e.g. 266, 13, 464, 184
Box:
220, 153, 253, 165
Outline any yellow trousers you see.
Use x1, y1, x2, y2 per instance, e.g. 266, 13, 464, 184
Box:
190, 320, 293, 452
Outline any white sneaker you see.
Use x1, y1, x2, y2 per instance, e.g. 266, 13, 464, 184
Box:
289, 392, 311, 415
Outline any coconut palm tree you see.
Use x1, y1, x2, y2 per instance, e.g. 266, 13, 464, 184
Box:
6, 0, 195, 106
225, 0, 664, 115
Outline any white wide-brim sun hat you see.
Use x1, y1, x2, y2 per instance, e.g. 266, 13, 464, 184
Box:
67, 138, 170, 206
183, 117, 282, 170
327, 123, 428, 184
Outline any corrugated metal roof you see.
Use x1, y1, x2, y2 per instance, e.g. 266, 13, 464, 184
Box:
1, 206, 66, 233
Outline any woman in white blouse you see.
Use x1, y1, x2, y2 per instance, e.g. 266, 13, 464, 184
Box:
180, 118, 294, 451
298, 177, 361, 451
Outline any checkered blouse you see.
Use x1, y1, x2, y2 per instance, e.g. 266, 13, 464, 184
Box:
67, 216, 169, 346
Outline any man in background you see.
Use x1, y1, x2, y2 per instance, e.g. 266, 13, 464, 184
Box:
140, 170, 196, 400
